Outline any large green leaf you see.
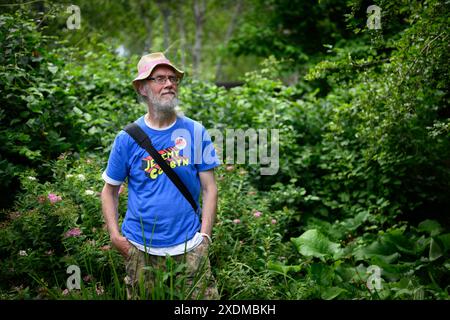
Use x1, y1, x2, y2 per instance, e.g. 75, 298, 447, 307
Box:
321, 286, 347, 300
309, 263, 334, 286
418, 220, 443, 236
291, 229, 343, 261
267, 261, 301, 275
427, 233, 450, 262
437, 233, 450, 252
353, 227, 417, 262
429, 238, 443, 261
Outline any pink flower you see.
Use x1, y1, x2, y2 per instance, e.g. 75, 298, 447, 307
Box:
271, 219, 277, 224
253, 211, 262, 218
233, 219, 241, 224
226, 165, 234, 171
83, 275, 93, 282
62, 288, 69, 296
48, 193, 62, 204
64, 227, 82, 238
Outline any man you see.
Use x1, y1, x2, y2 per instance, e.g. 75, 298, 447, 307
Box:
101, 52, 220, 299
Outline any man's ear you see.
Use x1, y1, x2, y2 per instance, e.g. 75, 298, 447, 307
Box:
137, 81, 147, 97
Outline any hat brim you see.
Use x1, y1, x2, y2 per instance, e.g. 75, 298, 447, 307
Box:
132, 63, 184, 91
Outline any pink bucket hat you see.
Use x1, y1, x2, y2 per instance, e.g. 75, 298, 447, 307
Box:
132, 52, 184, 91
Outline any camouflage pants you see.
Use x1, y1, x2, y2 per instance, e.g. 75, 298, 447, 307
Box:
124, 241, 219, 300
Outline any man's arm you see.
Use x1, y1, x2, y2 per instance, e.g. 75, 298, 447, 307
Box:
101, 182, 131, 257
198, 169, 218, 243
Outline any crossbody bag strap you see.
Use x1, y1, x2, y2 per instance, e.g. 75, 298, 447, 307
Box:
123, 122, 199, 214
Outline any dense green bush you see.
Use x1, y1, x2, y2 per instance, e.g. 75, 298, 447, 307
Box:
0, 154, 126, 299
184, 0, 450, 227
0, 12, 143, 209
0, 0, 448, 299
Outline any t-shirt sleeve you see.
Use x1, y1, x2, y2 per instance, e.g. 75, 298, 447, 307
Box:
196, 126, 221, 172
102, 131, 130, 185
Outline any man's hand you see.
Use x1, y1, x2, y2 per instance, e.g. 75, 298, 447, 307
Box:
101, 182, 132, 258
111, 234, 132, 258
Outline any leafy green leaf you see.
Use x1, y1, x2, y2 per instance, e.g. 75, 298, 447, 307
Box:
291, 229, 343, 260
267, 261, 301, 275
418, 220, 443, 236
429, 238, 442, 261
47, 64, 58, 74
321, 286, 347, 300
437, 233, 450, 252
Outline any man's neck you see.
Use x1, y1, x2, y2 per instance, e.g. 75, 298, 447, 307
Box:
145, 111, 177, 129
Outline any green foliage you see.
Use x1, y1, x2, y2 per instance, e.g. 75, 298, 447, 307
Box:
0, 11, 143, 208
211, 164, 300, 299
0, 154, 124, 298
228, 0, 353, 62
291, 229, 343, 261
0, 0, 448, 300
183, 0, 449, 299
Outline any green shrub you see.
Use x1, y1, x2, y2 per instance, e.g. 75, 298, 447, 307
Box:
0, 154, 125, 298
0, 12, 142, 209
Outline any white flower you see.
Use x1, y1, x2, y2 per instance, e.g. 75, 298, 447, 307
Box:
95, 284, 104, 295
66, 174, 74, 178
27, 176, 36, 181
84, 189, 95, 196
19, 250, 27, 256
77, 174, 86, 181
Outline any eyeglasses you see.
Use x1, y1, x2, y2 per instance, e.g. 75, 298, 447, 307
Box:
147, 75, 180, 85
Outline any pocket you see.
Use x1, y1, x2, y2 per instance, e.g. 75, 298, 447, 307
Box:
194, 241, 208, 257
126, 245, 135, 262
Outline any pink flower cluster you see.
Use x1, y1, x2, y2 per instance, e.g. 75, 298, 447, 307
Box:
232, 210, 277, 225
64, 227, 82, 238
253, 211, 262, 218
48, 193, 62, 204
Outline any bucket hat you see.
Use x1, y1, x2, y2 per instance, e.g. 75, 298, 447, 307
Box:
132, 52, 184, 91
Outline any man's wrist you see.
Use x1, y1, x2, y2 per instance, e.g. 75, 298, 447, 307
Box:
109, 232, 123, 242
200, 233, 212, 244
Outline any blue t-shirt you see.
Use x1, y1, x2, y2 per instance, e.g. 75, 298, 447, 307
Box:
103, 115, 220, 247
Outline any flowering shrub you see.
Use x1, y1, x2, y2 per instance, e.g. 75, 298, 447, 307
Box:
47, 193, 63, 204
0, 154, 126, 299
0, 1, 448, 299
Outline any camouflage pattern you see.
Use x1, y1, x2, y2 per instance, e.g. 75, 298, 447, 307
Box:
124, 241, 219, 300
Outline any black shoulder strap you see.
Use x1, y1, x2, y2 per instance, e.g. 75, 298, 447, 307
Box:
123, 122, 199, 214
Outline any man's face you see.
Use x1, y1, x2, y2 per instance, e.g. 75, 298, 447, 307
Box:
140, 65, 179, 111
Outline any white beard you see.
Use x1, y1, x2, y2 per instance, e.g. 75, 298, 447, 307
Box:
146, 89, 180, 120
